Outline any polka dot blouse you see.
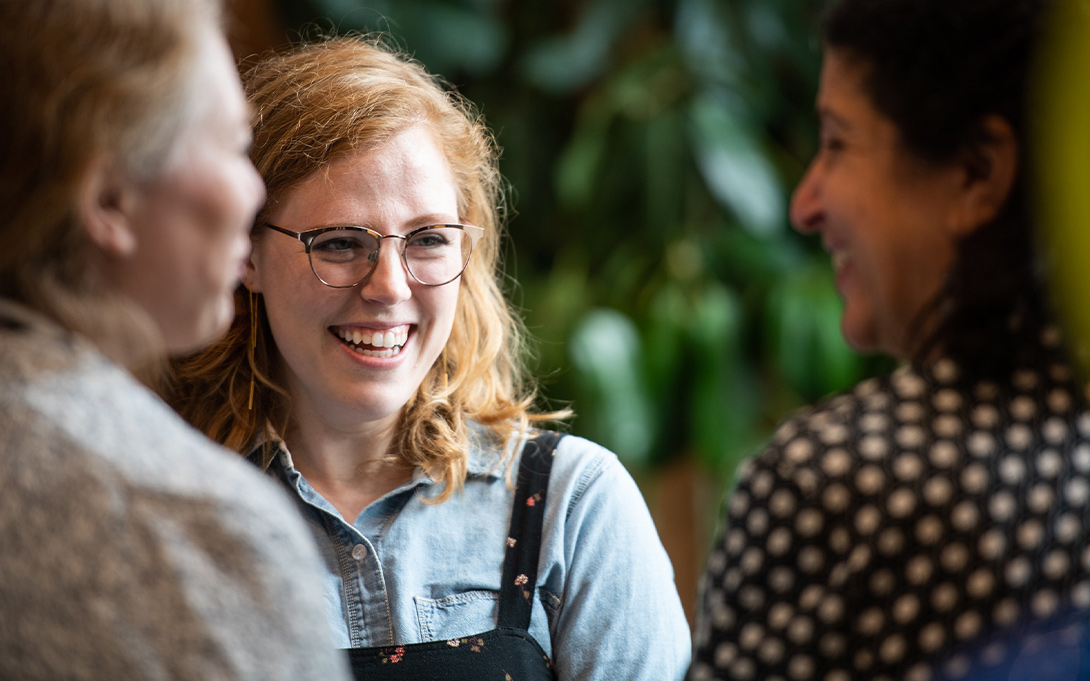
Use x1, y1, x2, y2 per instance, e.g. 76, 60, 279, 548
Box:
691, 327, 1090, 681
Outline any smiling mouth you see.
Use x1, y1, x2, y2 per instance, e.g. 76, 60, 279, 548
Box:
332, 325, 409, 358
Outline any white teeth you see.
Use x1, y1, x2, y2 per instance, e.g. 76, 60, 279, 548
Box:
334, 326, 409, 353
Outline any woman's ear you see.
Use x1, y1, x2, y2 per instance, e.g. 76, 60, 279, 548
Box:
78, 154, 139, 257
242, 244, 262, 293
951, 115, 1019, 236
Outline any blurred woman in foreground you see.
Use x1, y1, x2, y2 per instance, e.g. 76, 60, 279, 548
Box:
691, 0, 1090, 679
0, 1, 347, 678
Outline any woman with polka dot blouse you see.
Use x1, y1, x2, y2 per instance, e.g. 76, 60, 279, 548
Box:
690, 1, 1088, 680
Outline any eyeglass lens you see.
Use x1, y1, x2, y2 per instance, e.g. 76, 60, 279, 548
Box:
309, 227, 473, 287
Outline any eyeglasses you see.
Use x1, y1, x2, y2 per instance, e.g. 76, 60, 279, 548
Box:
264, 222, 484, 288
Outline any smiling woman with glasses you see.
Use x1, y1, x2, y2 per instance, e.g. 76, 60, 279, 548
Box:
163, 36, 690, 681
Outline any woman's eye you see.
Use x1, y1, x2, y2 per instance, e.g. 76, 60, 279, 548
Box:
314, 235, 367, 252
409, 232, 451, 248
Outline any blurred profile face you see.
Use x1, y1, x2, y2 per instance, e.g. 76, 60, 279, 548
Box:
248, 124, 462, 434
789, 49, 968, 359
111, 27, 265, 355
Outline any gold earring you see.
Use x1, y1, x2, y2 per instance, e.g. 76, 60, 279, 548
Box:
248, 290, 257, 410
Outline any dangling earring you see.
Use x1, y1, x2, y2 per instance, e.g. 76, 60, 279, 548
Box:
248, 290, 257, 410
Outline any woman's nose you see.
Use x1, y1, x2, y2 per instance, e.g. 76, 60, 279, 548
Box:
789, 161, 823, 235
359, 241, 412, 305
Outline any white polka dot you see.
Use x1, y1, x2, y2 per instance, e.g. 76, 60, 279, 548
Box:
1011, 395, 1036, 421
1005, 557, 1032, 587
928, 440, 954, 466
865, 391, 892, 411
731, 657, 756, 681
819, 423, 850, 446
723, 568, 743, 591
710, 599, 735, 629
962, 463, 990, 493
740, 623, 764, 650
854, 649, 874, 671
1042, 325, 1063, 347
894, 372, 926, 398
904, 662, 933, 681
919, 623, 945, 652
1051, 362, 1072, 381
786, 438, 815, 463
860, 412, 889, 432
1000, 455, 1027, 484
856, 466, 885, 495
747, 509, 770, 536
1028, 484, 1054, 514
727, 529, 747, 555
818, 595, 845, 623
1006, 423, 1033, 450
767, 528, 792, 556
770, 489, 797, 518
729, 492, 751, 517
931, 582, 959, 612
934, 414, 963, 438
906, 555, 934, 585
759, 637, 786, 665
924, 477, 954, 507
1078, 414, 1090, 438
788, 655, 815, 681
856, 607, 884, 635
1056, 513, 1081, 544
879, 634, 907, 664
897, 425, 926, 449
855, 505, 882, 535
933, 388, 962, 411
972, 404, 1000, 428
823, 484, 851, 513
829, 527, 852, 554
739, 586, 765, 610
787, 616, 814, 644
915, 515, 944, 545
799, 547, 824, 574
1017, 519, 1044, 550
968, 431, 996, 457
707, 550, 728, 573
941, 543, 970, 572
819, 632, 846, 657
893, 453, 924, 480
989, 491, 1017, 521
878, 527, 905, 556
896, 401, 926, 422
796, 509, 824, 536
1038, 449, 1063, 477
870, 569, 896, 597
770, 567, 794, 593
821, 449, 852, 477
824, 671, 851, 681
1033, 589, 1059, 617
1049, 389, 1073, 413
981, 641, 1007, 666
860, 435, 889, 460
847, 545, 871, 572
943, 655, 971, 679
1072, 581, 1090, 608
889, 488, 917, 517
893, 593, 920, 623
1075, 443, 1090, 471
715, 642, 738, 666
955, 611, 982, 640
769, 602, 794, 629
800, 585, 824, 610
979, 529, 1006, 560
691, 663, 713, 681
1013, 369, 1038, 390
1043, 418, 1068, 444
967, 569, 996, 599
747, 474, 772, 503
951, 501, 980, 531
1067, 478, 1090, 506
975, 381, 1000, 401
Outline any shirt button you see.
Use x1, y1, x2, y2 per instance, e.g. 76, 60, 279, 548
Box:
351, 544, 368, 561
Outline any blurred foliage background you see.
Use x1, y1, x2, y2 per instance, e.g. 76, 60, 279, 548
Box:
228, 0, 894, 619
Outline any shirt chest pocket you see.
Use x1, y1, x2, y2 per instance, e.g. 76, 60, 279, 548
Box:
414, 590, 499, 642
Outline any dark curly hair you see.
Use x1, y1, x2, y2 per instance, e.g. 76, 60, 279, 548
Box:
821, 0, 1056, 379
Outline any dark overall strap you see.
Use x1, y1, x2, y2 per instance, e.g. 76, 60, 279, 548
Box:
497, 430, 562, 630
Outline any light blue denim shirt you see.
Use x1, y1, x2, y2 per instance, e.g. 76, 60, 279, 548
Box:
259, 426, 691, 681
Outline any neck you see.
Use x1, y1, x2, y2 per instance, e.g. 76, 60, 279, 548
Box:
284, 414, 413, 523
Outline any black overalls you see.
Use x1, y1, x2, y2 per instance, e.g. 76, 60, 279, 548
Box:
345, 432, 562, 681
